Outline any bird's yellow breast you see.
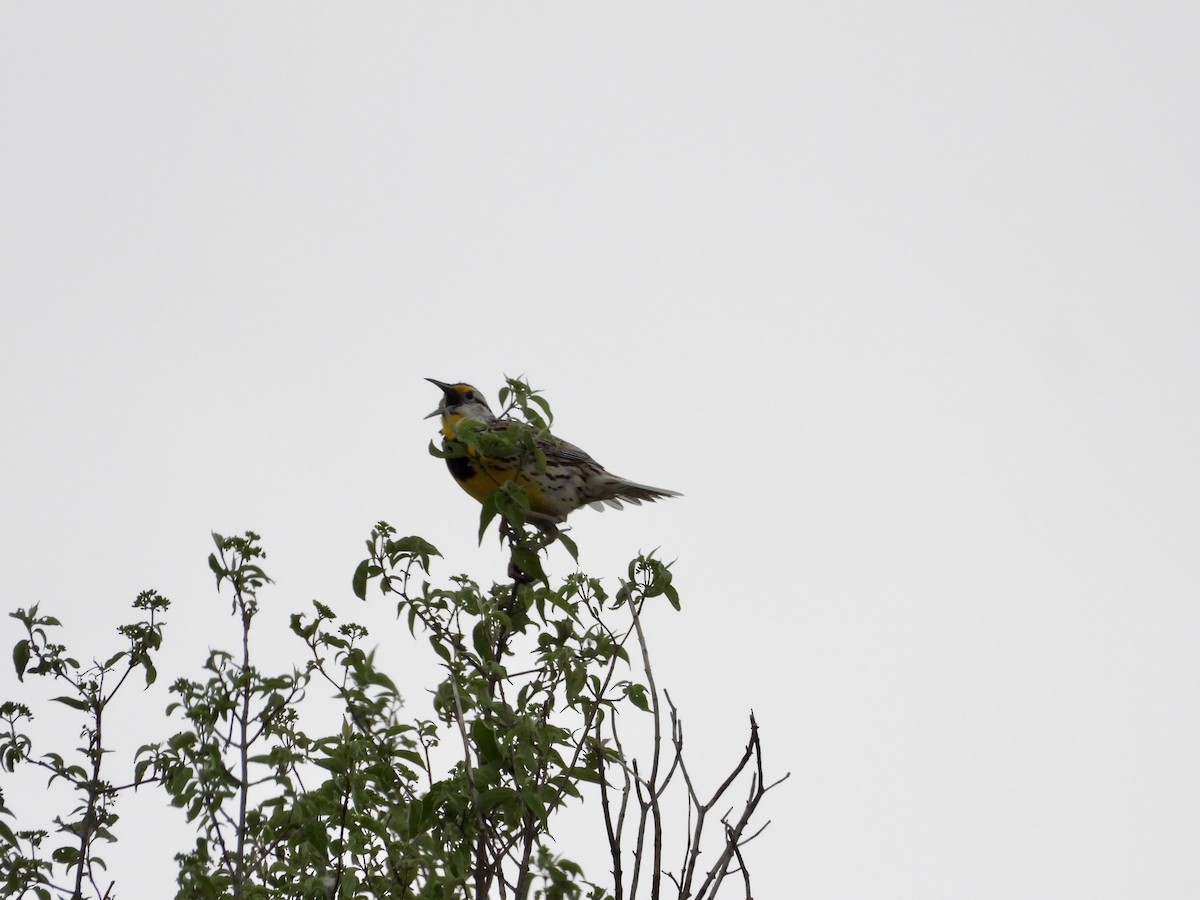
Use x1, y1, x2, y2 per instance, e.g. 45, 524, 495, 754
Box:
438, 412, 466, 442
438, 415, 553, 513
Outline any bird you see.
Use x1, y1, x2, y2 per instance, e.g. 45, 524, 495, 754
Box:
426, 378, 681, 534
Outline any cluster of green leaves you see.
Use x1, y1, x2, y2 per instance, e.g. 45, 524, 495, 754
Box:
2, 380, 778, 900
0, 521, 681, 899
1, 591, 167, 899
347, 522, 680, 898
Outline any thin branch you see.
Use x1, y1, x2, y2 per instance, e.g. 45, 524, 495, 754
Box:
445, 655, 491, 899
610, 715, 635, 899
728, 823, 753, 900
233, 585, 253, 898
597, 719, 624, 900
694, 714, 790, 900
627, 596, 664, 900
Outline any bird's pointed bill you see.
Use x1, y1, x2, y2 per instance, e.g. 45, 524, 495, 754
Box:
425, 378, 458, 418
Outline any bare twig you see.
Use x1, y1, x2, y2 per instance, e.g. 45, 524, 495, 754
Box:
627, 595, 666, 900
445, 656, 492, 899
694, 713, 790, 900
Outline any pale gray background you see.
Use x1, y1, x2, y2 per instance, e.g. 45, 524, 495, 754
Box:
2, 3, 1198, 897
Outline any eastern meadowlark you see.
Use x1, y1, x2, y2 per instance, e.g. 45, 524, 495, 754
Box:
426, 379, 681, 532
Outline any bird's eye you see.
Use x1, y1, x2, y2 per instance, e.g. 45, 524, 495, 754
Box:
464, 390, 476, 400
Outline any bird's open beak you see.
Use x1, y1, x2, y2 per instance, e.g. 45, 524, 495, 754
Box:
425, 377, 455, 419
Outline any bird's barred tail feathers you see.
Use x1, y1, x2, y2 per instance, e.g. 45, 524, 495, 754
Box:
586, 477, 682, 512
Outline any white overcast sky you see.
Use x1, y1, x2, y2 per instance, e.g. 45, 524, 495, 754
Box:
2, 3, 1199, 898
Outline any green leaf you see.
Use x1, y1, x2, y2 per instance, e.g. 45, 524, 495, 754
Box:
557, 531, 579, 563
207, 552, 224, 584
51, 695, 90, 712
472, 719, 503, 765
429, 636, 452, 664
52, 845, 79, 864
566, 765, 602, 785
12, 639, 29, 680
352, 559, 370, 600
393, 535, 441, 566
530, 393, 554, 425
665, 583, 681, 611
472, 620, 493, 662
477, 493, 501, 544
627, 683, 650, 712
511, 546, 546, 586
521, 787, 549, 825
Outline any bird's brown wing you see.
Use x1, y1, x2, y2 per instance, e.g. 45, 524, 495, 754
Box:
538, 434, 602, 468
470, 419, 602, 470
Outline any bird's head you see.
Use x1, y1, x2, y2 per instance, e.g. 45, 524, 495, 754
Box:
425, 378, 497, 435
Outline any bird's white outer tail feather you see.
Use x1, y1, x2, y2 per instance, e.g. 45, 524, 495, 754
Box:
589, 475, 681, 510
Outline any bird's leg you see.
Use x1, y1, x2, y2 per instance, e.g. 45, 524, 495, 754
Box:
508, 560, 534, 584
522, 510, 561, 551
499, 516, 536, 584
500, 514, 562, 583
530, 521, 558, 551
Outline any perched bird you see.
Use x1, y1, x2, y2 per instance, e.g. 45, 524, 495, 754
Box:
426, 378, 680, 531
